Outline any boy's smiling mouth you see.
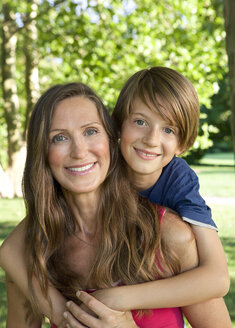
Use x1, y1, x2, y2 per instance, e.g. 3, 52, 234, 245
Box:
134, 147, 160, 159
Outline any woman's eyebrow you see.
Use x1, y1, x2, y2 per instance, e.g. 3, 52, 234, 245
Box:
49, 128, 67, 133
80, 121, 102, 128
49, 122, 102, 133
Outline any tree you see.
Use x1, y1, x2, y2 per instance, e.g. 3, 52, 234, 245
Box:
0, 0, 64, 197
1, 2, 22, 167
223, 0, 235, 154
23, 0, 40, 137
0, 0, 230, 196
1, 2, 23, 197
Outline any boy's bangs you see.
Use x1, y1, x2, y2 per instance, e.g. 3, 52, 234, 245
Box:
135, 85, 179, 128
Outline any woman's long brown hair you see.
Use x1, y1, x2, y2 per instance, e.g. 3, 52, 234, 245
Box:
23, 83, 180, 319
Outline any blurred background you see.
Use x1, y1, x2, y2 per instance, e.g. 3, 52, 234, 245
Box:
0, 0, 234, 326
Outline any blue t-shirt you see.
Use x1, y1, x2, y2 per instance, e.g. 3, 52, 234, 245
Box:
140, 156, 217, 230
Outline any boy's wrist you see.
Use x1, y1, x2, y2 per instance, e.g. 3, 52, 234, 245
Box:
93, 286, 130, 311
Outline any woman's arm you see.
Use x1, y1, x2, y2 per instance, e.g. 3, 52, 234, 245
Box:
0, 220, 67, 326
6, 274, 41, 328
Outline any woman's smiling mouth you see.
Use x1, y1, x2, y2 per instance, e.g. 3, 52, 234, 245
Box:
65, 162, 96, 175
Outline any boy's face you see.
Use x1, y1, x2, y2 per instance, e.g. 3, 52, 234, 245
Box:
120, 97, 182, 190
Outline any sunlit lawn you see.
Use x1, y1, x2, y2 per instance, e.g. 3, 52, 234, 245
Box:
0, 152, 234, 327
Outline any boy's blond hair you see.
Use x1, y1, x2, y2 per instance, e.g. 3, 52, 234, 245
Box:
113, 66, 200, 152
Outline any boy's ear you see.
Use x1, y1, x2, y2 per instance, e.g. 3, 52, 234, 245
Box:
175, 147, 184, 156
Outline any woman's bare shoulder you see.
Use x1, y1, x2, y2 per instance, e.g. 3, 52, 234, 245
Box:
161, 209, 194, 243
161, 209, 198, 271
0, 219, 26, 270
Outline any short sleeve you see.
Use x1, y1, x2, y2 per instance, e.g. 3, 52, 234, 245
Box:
146, 157, 218, 231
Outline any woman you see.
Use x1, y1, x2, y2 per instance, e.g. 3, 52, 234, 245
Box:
1, 82, 231, 328
1, 82, 199, 328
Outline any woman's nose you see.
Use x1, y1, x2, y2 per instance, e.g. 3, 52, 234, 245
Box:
70, 138, 88, 158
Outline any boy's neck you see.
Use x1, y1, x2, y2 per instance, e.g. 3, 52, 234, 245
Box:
128, 168, 162, 192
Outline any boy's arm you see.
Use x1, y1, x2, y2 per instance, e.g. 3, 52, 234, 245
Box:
0, 220, 67, 326
92, 214, 229, 309
154, 157, 229, 293
182, 298, 232, 328
90, 214, 232, 326
6, 274, 42, 328
1, 217, 231, 326
191, 224, 230, 295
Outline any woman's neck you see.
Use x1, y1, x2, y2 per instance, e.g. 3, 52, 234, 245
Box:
63, 189, 100, 236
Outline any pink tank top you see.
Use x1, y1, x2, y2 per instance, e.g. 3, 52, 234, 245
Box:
51, 206, 184, 328
131, 206, 184, 327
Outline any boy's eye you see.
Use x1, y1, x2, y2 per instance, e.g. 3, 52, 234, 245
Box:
135, 119, 147, 126
85, 128, 98, 136
52, 134, 68, 143
163, 127, 174, 134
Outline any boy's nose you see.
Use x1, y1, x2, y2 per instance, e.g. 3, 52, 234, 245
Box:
142, 128, 160, 147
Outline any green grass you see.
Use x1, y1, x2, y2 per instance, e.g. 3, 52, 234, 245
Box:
198, 151, 234, 166
0, 153, 235, 327
192, 165, 235, 197
211, 205, 235, 323
0, 199, 25, 327
192, 151, 235, 197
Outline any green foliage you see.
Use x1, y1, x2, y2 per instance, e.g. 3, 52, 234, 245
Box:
201, 75, 232, 152
0, 0, 231, 166
183, 122, 214, 163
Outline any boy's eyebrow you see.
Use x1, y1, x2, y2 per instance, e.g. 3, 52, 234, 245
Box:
130, 112, 177, 128
130, 112, 148, 118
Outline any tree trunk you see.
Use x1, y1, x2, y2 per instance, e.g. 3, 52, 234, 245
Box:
1, 3, 25, 197
223, 0, 235, 154
23, 0, 40, 138
1, 3, 22, 167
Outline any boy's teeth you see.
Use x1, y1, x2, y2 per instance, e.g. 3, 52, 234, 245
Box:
139, 150, 155, 157
68, 163, 94, 172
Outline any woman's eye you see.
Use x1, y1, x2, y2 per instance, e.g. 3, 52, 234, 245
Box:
135, 119, 146, 126
52, 134, 67, 143
164, 127, 174, 134
85, 128, 98, 136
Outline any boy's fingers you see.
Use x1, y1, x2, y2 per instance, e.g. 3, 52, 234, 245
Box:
64, 310, 87, 327
66, 300, 98, 327
76, 291, 110, 317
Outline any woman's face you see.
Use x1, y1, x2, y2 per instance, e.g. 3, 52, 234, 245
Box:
48, 96, 110, 195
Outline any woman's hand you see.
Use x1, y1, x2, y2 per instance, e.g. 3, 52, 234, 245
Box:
63, 291, 138, 328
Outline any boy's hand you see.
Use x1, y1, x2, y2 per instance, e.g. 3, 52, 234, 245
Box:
57, 319, 69, 328
63, 291, 138, 328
